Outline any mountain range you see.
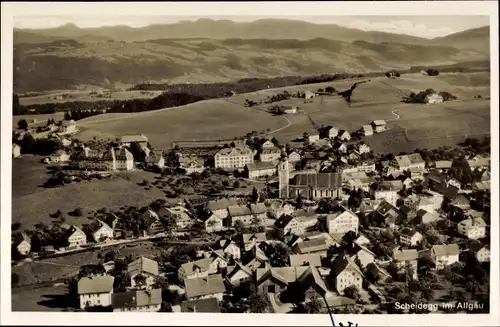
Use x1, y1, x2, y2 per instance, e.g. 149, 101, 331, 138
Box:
12, 19, 490, 93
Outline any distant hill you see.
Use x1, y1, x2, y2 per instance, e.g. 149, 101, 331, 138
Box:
431, 26, 489, 52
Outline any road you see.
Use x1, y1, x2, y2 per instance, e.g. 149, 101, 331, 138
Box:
267, 116, 292, 135
387, 110, 400, 121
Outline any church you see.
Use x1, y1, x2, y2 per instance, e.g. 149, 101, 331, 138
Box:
278, 157, 343, 200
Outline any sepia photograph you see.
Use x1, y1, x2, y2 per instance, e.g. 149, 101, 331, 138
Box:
1, 2, 498, 326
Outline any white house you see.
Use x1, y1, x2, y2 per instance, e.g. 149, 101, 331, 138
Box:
207, 198, 244, 219
112, 288, 162, 312
330, 255, 364, 295
393, 249, 418, 279
179, 258, 212, 282
304, 91, 316, 100
394, 153, 425, 171
327, 208, 359, 236
128, 257, 159, 289
338, 130, 351, 141
468, 243, 490, 263
457, 217, 486, 240
431, 244, 460, 270
204, 213, 224, 233
242, 233, 267, 252
78, 275, 114, 309
371, 120, 386, 133
308, 134, 320, 143
261, 140, 275, 149
245, 161, 277, 179
355, 143, 371, 154
220, 239, 241, 260
399, 229, 423, 247
325, 126, 339, 139
66, 225, 87, 248
87, 220, 114, 243
103, 147, 134, 171
259, 147, 282, 163
287, 151, 302, 163
214, 145, 255, 170
369, 180, 403, 206
179, 156, 205, 175
425, 93, 444, 104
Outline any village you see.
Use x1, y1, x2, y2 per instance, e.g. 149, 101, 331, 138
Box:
11, 86, 491, 314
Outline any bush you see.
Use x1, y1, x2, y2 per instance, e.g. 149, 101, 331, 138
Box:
71, 208, 83, 216
11, 273, 20, 287
233, 181, 240, 188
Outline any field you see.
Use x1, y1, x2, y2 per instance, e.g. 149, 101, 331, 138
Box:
19, 90, 163, 106
12, 112, 65, 126
11, 156, 166, 228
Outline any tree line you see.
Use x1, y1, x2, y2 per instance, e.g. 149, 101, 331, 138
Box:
402, 88, 456, 103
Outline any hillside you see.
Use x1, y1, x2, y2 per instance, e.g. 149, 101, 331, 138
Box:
13, 36, 489, 93
431, 26, 490, 53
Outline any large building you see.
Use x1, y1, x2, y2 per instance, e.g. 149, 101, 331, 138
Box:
214, 145, 255, 169
289, 172, 342, 199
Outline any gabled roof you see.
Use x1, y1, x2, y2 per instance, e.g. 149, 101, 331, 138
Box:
330, 254, 364, 278
207, 198, 244, 211
77, 275, 114, 295
295, 237, 329, 254
180, 298, 221, 313
87, 219, 112, 234
451, 194, 470, 207
246, 161, 277, 171
184, 274, 226, 299
242, 232, 267, 244
432, 244, 460, 257
111, 288, 162, 309
291, 173, 342, 188
297, 266, 328, 296
228, 205, 252, 217
127, 256, 159, 276
215, 145, 253, 157
180, 257, 212, 275
467, 242, 489, 253
256, 266, 309, 285
250, 203, 267, 214
274, 215, 296, 229
289, 253, 322, 267
371, 120, 386, 126
66, 225, 85, 239
393, 249, 418, 261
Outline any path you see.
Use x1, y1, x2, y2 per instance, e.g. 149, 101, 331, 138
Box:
77, 105, 181, 126
386, 110, 401, 122
266, 116, 291, 135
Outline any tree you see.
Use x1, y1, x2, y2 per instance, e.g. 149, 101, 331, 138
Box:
17, 119, 28, 130
386, 72, 391, 78
347, 193, 361, 209
250, 187, 259, 203
296, 194, 303, 209
113, 271, 131, 293
11, 222, 22, 231
305, 296, 323, 313
234, 281, 257, 299
325, 86, 335, 94
233, 180, 240, 188
221, 180, 230, 188
245, 292, 269, 313
11, 273, 20, 287
343, 285, 361, 302
264, 242, 291, 267
133, 273, 147, 288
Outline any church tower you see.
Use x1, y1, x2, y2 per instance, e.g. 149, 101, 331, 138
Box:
278, 155, 290, 199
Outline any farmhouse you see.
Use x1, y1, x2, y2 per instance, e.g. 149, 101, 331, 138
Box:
467, 243, 490, 263
261, 140, 275, 149
289, 253, 323, 267
179, 156, 205, 174
287, 151, 301, 163
242, 232, 267, 251
394, 153, 425, 171
371, 120, 386, 133
145, 152, 165, 169
121, 134, 148, 147
289, 173, 342, 199
86, 219, 114, 243
111, 288, 162, 312
229, 203, 267, 226
283, 105, 298, 114
184, 274, 226, 301
12, 144, 21, 158
214, 145, 255, 170
361, 125, 373, 136
330, 254, 364, 295
355, 143, 371, 154
337, 130, 351, 141
325, 126, 339, 139
66, 225, 87, 248
425, 93, 444, 104
207, 198, 245, 219
128, 256, 159, 289
431, 244, 460, 270
256, 266, 309, 294
166, 206, 193, 229
44, 150, 70, 164
304, 91, 316, 99
259, 147, 282, 163
12, 232, 31, 256
393, 249, 418, 279
399, 229, 423, 247
372, 200, 402, 229
179, 258, 212, 282
78, 275, 115, 309
296, 266, 329, 300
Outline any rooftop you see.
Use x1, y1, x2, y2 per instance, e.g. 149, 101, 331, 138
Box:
184, 274, 226, 299
77, 275, 114, 295
111, 288, 162, 309
291, 173, 342, 188
127, 256, 159, 276
432, 244, 460, 256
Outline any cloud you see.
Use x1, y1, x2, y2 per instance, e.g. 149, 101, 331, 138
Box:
344, 19, 456, 38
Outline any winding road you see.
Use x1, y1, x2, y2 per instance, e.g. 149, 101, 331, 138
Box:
387, 110, 401, 121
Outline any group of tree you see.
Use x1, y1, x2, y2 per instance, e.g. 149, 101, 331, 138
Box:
385, 72, 401, 78
64, 108, 103, 121
426, 69, 440, 76
265, 91, 291, 104
402, 88, 455, 104
13, 133, 61, 156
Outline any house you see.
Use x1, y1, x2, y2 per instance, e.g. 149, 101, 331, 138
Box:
267, 200, 295, 219
145, 153, 165, 169
98, 147, 134, 171
166, 206, 193, 229
431, 244, 460, 270
457, 217, 486, 240
467, 243, 490, 263
128, 257, 159, 289
434, 160, 453, 171
356, 162, 376, 173
184, 274, 226, 301
338, 130, 351, 141
414, 209, 439, 225
327, 208, 359, 236
325, 126, 339, 139
287, 151, 302, 163
355, 143, 370, 154
241, 244, 270, 271
293, 237, 330, 255
242, 233, 267, 251
139, 209, 164, 236
354, 234, 371, 247
78, 275, 115, 309
334, 143, 347, 153
179, 156, 205, 175
225, 262, 254, 287
361, 125, 373, 136
256, 266, 309, 294
219, 239, 241, 260
393, 249, 418, 279
214, 145, 255, 169
229, 203, 267, 226
369, 180, 403, 206
12, 143, 21, 158
330, 254, 364, 295
12, 232, 31, 256
451, 194, 471, 211
86, 220, 114, 243
473, 181, 491, 191
304, 91, 316, 99
416, 196, 435, 214
111, 288, 162, 312
204, 213, 224, 233
66, 225, 87, 248
399, 229, 423, 247
259, 147, 282, 163
289, 253, 323, 267
296, 266, 329, 300
204, 250, 229, 273
58, 120, 77, 134
61, 138, 72, 148
372, 200, 402, 229
283, 105, 298, 114
180, 298, 221, 313
179, 258, 212, 282
120, 134, 148, 147
289, 173, 343, 199
308, 134, 320, 143
207, 198, 244, 219
371, 120, 386, 133
244, 161, 277, 179
425, 93, 444, 104
261, 140, 275, 149
44, 150, 70, 164
394, 153, 425, 171
466, 155, 490, 170
344, 243, 376, 268
274, 212, 317, 238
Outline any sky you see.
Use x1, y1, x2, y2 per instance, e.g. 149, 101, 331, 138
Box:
13, 15, 489, 39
